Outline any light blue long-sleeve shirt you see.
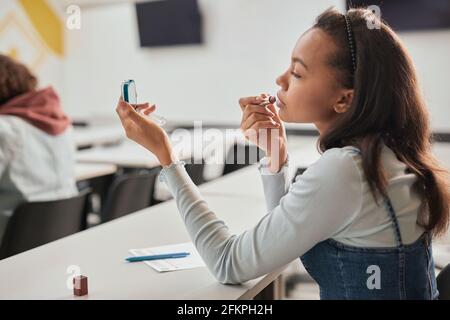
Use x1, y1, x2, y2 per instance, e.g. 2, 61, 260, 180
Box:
158, 144, 425, 284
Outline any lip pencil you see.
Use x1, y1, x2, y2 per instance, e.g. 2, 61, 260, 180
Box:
259, 95, 276, 106
126, 252, 190, 262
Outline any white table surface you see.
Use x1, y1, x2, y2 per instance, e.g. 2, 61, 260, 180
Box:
2, 135, 449, 298
76, 141, 161, 168
432, 142, 450, 170
75, 129, 247, 169
0, 165, 286, 300
74, 125, 125, 149
199, 136, 320, 197
75, 163, 118, 182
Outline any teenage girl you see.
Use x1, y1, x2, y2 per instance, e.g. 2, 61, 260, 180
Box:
116, 8, 449, 299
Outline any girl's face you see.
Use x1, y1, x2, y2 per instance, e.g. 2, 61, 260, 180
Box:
276, 28, 352, 133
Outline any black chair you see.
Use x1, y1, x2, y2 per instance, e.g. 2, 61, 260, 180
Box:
223, 143, 265, 175
100, 170, 159, 223
437, 263, 450, 300
0, 189, 91, 260
185, 158, 206, 185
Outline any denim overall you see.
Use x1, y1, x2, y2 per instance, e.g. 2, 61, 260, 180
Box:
300, 150, 439, 299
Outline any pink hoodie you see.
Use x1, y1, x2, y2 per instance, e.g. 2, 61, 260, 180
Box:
0, 86, 71, 135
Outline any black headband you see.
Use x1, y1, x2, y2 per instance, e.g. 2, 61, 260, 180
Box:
344, 14, 357, 74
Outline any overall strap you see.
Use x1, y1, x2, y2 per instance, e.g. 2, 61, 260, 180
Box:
349, 145, 407, 298
383, 197, 404, 247
348, 146, 405, 247
384, 195, 407, 299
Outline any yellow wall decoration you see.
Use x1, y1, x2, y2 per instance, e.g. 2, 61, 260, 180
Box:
0, 12, 47, 69
7, 47, 19, 59
18, 0, 64, 56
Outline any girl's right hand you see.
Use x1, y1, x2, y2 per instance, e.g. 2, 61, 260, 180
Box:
239, 94, 288, 173
116, 99, 177, 166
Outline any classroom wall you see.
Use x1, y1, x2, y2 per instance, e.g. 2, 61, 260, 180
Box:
400, 30, 450, 132
63, 0, 344, 130
0, 0, 65, 100
0, 0, 448, 131
44, 1, 450, 132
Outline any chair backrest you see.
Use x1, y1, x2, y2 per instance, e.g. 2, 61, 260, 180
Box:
0, 189, 91, 260
223, 143, 265, 175
101, 171, 159, 223
185, 158, 205, 185
437, 263, 450, 300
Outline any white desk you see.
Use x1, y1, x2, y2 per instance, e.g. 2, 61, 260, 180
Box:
286, 136, 450, 176
74, 125, 125, 149
1, 135, 449, 298
76, 142, 161, 168
199, 136, 450, 200
75, 130, 247, 170
432, 142, 450, 170
0, 166, 285, 299
199, 136, 320, 198
75, 163, 117, 182
0, 138, 318, 299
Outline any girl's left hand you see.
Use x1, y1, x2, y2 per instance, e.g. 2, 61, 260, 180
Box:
115, 99, 177, 166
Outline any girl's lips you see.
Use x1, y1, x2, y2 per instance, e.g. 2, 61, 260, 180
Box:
276, 94, 286, 108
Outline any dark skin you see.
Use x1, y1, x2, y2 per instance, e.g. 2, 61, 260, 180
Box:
116, 28, 353, 172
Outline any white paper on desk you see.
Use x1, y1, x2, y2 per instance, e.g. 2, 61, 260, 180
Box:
129, 242, 205, 272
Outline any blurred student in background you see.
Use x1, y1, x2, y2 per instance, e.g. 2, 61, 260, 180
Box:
0, 54, 77, 245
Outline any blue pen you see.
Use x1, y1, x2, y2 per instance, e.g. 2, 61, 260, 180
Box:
126, 252, 190, 262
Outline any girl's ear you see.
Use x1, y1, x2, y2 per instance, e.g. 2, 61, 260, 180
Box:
333, 89, 354, 114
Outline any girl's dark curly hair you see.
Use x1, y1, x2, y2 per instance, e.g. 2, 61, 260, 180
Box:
0, 54, 37, 105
